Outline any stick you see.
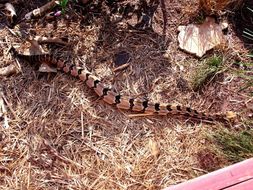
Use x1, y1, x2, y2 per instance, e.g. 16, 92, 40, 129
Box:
128, 113, 155, 118
25, 0, 57, 20
34, 36, 70, 46
0, 87, 9, 128
43, 140, 87, 168
0, 88, 19, 121
113, 63, 130, 72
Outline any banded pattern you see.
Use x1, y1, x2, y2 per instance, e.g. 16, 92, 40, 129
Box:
10, 47, 227, 123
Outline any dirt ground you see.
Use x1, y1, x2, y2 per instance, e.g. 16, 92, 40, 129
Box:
0, 0, 252, 189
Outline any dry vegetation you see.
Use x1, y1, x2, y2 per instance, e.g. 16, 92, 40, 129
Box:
0, 0, 252, 189
199, 0, 243, 14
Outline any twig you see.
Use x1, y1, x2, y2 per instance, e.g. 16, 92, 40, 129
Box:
0, 88, 19, 121
81, 111, 84, 139
0, 87, 9, 128
43, 140, 87, 168
25, 0, 57, 20
112, 63, 130, 72
34, 36, 70, 46
128, 113, 155, 118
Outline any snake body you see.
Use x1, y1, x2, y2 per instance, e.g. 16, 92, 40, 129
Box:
10, 47, 227, 123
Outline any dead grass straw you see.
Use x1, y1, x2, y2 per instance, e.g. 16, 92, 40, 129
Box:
0, 0, 252, 189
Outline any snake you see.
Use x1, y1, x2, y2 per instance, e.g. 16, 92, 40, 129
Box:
10, 47, 229, 123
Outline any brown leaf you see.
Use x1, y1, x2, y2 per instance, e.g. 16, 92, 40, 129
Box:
5, 3, 17, 24
5, 3, 16, 17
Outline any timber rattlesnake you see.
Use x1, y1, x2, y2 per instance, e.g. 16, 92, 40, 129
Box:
10, 47, 230, 123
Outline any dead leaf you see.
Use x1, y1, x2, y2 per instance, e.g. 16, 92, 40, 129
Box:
5, 3, 17, 25
80, 0, 92, 5
114, 51, 131, 67
177, 17, 228, 57
5, 3, 16, 16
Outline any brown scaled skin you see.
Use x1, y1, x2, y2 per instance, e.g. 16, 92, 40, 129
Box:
10, 47, 228, 123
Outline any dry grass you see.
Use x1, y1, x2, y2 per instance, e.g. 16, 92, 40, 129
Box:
0, 0, 252, 189
199, 0, 244, 14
